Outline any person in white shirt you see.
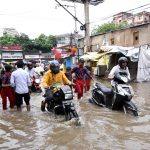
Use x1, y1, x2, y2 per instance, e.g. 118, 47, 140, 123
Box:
10, 60, 31, 111
108, 57, 131, 80
25, 62, 35, 78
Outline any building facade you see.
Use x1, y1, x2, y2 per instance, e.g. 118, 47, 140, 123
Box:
0, 28, 19, 37
113, 11, 150, 26
113, 12, 133, 24
78, 23, 150, 51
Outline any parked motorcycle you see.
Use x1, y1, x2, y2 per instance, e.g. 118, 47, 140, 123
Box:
89, 72, 138, 116
42, 85, 80, 122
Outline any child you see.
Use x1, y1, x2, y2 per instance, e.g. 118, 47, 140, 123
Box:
65, 67, 72, 81
1, 65, 15, 110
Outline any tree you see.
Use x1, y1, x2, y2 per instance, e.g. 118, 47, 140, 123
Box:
91, 22, 128, 35
0, 35, 19, 45
0, 33, 57, 52
34, 34, 57, 52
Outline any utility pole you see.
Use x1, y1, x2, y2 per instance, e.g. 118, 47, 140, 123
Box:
56, 0, 104, 52
84, 0, 91, 53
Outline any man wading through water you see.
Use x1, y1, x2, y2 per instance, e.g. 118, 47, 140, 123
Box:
72, 58, 92, 100
10, 60, 31, 111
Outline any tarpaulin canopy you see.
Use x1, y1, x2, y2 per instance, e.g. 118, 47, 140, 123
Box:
100, 45, 150, 82
80, 52, 105, 61
137, 45, 150, 82
100, 45, 140, 62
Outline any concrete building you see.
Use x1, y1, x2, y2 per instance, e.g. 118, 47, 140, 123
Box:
56, 33, 83, 48
78, 23, 150, 51
0, 28, 19, 37
133, 11, 150, 25
113, 11, 150, 26
113, 12, 133, 24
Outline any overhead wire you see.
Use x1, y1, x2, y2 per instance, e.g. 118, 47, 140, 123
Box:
90, 3, 150, 24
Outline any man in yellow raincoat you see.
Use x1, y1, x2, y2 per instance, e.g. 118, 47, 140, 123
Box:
41, 60, 72, 111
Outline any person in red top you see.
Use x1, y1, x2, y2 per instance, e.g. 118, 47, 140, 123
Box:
72, 58, 92, 100
1, 65, 15, 110
84, 66, 93, 92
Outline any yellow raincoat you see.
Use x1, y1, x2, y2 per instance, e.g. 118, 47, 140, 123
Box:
42, 70, 71, 88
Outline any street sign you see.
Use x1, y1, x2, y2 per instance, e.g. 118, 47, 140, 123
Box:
61, 0, 104, 6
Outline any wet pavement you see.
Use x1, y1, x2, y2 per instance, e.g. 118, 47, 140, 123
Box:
0, 80, 150, 150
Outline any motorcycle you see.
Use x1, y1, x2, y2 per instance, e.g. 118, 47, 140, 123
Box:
43, 84, 80, 122
89, 72, 138, 116
31, 75, 42, 93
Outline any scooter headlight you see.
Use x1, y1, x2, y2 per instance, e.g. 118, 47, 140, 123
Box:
35, 79, 40, 84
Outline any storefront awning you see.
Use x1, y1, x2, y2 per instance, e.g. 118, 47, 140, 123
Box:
100, 45, 140, 62
80, 52, 106, 61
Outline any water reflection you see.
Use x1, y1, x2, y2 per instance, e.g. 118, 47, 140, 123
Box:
0, 81, 150, 149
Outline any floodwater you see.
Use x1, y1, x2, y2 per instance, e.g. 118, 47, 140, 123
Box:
0, 81, 150, 150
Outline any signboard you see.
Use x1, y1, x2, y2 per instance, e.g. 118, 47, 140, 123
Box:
0, 45, 22, 51
25, 54, 55, 59
2, 52, 23, 59
42, 53, 55, 59
25, 55, 39, 59
61, 0, 104, 6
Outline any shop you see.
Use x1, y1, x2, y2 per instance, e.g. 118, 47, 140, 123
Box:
0, 46, 23, 62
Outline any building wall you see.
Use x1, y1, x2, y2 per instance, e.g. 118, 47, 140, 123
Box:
113, 11, 150, 26
134, 12, 150, 25
113, 12, 132, 24
78, 23, 150, 51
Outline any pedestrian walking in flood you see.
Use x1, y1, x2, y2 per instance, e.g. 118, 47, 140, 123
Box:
84, 66, 93, 92
1, 65, 15, 110
10, 60, 31, 111
72, 58, 92, 100
65, 67, 72, 81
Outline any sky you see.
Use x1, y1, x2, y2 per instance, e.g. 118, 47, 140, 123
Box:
0, 0, 150, 38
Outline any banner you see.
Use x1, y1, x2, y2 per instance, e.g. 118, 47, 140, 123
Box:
0, 45, 22, 51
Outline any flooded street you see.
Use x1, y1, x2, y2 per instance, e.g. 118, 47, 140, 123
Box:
0, 81, 150, 150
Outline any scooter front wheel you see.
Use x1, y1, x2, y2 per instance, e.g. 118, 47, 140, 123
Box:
123, 103, 138, 116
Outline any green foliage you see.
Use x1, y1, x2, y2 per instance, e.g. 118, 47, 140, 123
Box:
0, 33, 57, 52
92, 22, 128, 35
0, 35, 19, 45
34, 34, 57, 52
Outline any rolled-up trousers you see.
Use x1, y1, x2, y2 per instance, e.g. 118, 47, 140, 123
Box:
74, 79, 84, 100
1, 87, 15, 109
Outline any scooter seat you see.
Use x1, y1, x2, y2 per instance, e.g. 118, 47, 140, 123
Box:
96, 83, 113, 95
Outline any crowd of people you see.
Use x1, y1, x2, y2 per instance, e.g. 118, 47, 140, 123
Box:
0, 56, 130, 112
0, 59, 93, 111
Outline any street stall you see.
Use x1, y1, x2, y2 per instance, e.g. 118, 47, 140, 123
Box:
80, 51, 108, 76
100, 45, 150, 82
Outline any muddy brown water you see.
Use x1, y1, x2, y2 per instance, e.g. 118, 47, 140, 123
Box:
0, 81, 150, 150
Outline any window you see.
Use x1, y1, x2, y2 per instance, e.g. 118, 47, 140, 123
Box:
133, 31, 139, 45
110, 38, 115, 45
139, 16, 141, 20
